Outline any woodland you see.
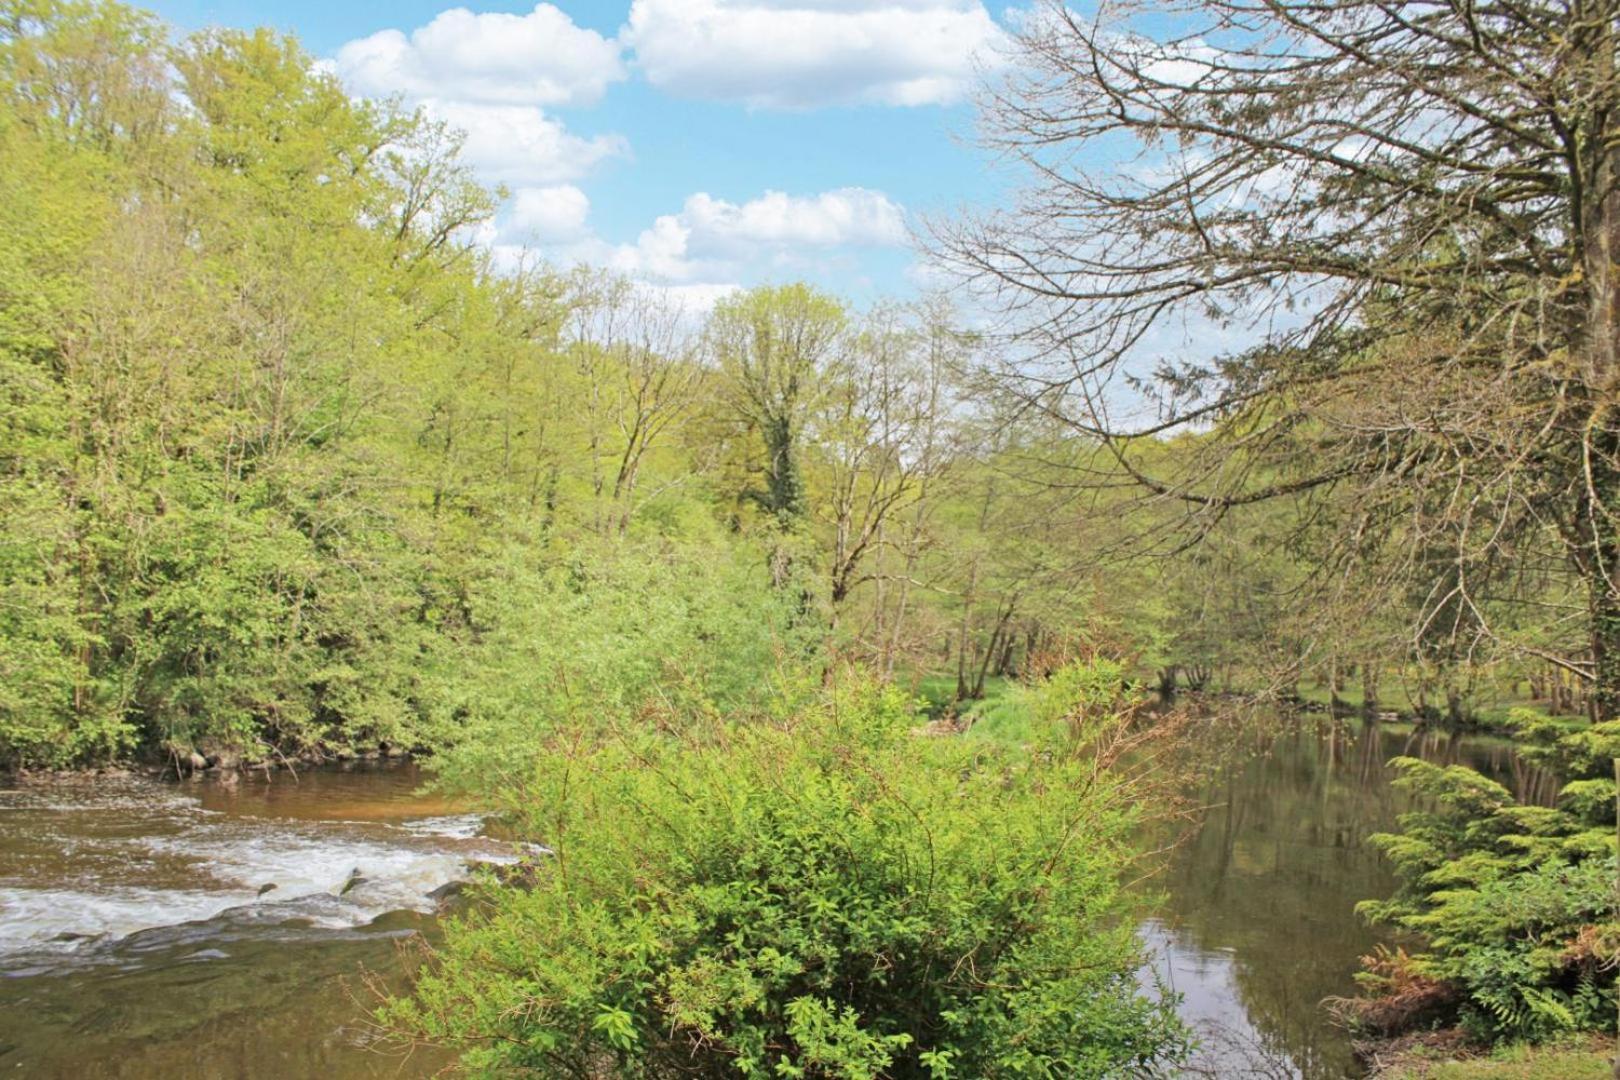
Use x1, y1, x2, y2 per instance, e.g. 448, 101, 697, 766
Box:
5, 0, 1620, 1076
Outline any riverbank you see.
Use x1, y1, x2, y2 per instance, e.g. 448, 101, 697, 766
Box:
1366, 1033, 1615, 1078
914, 667, 1592, 742
1287, 680, 1589, 736
3, 741, 420, 784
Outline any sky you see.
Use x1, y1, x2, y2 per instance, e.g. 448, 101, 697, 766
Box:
144, 0, 1027, 308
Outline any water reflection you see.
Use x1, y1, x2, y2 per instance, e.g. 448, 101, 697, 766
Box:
1142, 717, 1556, 1079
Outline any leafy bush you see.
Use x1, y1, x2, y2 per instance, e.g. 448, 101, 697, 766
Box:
385, 665, 1189, 1078
423, 536, 818, 794
1356, 712, 1620, 1042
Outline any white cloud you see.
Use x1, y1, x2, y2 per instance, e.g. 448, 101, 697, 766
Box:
421, 100, 628, 184
508, 184, 592, 241
639, 281, 744, 317
334, 4, 625, 107
331, 7, 629, 197
605, 187, 908, 280
623, 0, 1006, 108
684, 188, 908, 247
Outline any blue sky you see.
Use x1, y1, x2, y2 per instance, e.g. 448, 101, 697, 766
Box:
145, 0, 1025, 307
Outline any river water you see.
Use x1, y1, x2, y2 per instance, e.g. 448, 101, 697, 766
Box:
0, 763, 496, 1078
1143, 716, 1559, 1078
0, 721, 1558, 1078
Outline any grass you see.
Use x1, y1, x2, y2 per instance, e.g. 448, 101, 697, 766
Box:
1377, 1036, 1615, 1078
907, 673, 1036, 745
1296, 680, 1370, 710
911, 674, 1014, 717
959, 687, 1038, 745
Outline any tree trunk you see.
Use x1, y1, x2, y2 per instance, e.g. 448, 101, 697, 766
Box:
1362, 661, 1380, 715
1573, 7, 1620, 1069
1576, 0, 1620, 723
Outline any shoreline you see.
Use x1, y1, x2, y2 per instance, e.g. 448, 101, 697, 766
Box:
2, 746, 422, 784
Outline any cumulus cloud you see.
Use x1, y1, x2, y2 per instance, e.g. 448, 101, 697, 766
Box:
623, 0, 1006, 108
639, 281, 744, 317
331, 6, 629, 196
333, 4, 625, 107
605, 187, 908, 280
424, 100, 627, 184
508, 184, 592, 241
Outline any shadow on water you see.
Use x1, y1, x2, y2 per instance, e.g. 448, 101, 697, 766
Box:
1139, 716, 1559, 1079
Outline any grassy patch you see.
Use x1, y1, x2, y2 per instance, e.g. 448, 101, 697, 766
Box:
1292, 677, 1591, 734
910, 674, 1017, 719
1297, 680, 1369, 710
1377, 1036, 1615, 1079
959, 688, 1038, 745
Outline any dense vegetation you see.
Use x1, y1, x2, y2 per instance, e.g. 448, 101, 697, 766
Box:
8, 0, 1620, 1071
0, 2, 1098, 770
389, 666, 1189, 1079
0, 0, 1604, 773
0, 1, 1238, 772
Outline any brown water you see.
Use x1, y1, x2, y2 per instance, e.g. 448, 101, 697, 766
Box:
0, 763, 512, 1079
0, 723, 1553, 1079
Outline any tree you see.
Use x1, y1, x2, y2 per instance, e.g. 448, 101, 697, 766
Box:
563, 269, 707, 536
813, 304, 951, 619
936, 0, 1620, 717
710, 284, 846, 529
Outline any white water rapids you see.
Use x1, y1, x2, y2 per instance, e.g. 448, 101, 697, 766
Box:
0, 772, 520, 969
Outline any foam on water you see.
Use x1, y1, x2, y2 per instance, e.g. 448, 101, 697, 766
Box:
0, 885, 242, 953
396, 813, 488, 840
0, 776, 516, 961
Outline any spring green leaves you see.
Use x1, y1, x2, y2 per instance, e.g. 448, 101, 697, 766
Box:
385, 666, 1190, 1078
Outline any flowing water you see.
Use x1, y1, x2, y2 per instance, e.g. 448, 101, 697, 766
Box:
0, 763, 514, 1078
0, 721, 1557, 1078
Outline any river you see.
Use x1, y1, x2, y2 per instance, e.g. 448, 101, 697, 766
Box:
1144, 715, 1559, 1078
0, 720, 1559, 1078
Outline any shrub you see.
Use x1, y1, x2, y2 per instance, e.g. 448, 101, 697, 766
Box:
1355, 713, 1620, 1042
385, 665, 1189, 1078
423, 536, 818, 794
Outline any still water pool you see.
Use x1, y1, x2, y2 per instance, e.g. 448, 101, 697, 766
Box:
1143, 717, 1557, 1078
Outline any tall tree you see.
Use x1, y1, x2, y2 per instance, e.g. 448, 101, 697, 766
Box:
710, 284, 845, 529
937, 0, 1620, 716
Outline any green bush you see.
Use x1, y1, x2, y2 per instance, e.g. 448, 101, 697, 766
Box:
385, 665, 1189, 1078
423, 536, 819, 794
1357, 712, 1620, 1042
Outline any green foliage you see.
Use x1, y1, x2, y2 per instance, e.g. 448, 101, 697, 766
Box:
385, 664, 1190, 1078
957, 659, 1135, 747
1358, 735, 1620, 1042
0, 1, 824, 768
426, 536, 817, 794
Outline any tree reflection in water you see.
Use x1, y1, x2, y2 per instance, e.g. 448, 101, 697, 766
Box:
1137, 715, 1555, 1079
